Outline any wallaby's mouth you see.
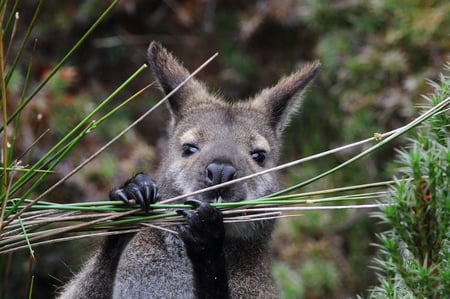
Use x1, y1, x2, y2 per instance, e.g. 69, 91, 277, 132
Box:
199, 188, 242, 204
214, 196, 223, 203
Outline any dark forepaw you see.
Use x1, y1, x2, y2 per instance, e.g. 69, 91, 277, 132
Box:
176, 199, 225, 259
109, 173, 158, 212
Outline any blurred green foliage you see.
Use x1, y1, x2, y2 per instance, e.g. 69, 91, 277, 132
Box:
368, 66, 449, 298
272, 1, 448, 298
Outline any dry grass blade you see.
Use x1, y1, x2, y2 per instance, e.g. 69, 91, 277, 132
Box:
0, 228, 141, 254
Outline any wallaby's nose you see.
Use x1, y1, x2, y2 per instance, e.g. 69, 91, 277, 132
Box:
205, 162, 236, 186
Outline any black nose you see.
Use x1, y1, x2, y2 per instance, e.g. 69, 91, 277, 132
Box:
205, 162, 236, 186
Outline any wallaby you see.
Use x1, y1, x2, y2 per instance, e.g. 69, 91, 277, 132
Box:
58, 41, 320, 299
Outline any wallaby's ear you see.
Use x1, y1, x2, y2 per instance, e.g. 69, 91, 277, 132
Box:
252, 61, 320, 135
147, 41, 210, 117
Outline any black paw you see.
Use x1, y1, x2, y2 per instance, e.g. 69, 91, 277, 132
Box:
176, 199, 225, 260
109, 173, 158, 212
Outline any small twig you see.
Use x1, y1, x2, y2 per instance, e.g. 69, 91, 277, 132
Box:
0, 228, 140, 255
12, 129, 50, 164
4, 12, 20, 64
141, 223, 178, 235
1, 209, 140, 252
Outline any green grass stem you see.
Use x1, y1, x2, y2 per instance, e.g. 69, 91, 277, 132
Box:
3, 64, 148, 221
10, 39, 37, 165
2, 0, 19, 37
3, 0, 120, 129
4, 0, 42, 86
18, 216, 34, 258
28, 275, 34, 299
4, 7, 19, 64
268, 97, 449, 197
95, 79, 154, 126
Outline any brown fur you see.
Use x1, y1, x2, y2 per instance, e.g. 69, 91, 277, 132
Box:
58, 42, 319, 299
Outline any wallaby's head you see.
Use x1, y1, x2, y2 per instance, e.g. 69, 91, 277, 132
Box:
148, 42, 319, 237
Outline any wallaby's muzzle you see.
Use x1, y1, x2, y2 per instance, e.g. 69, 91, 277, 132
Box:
205, 162, 236, 186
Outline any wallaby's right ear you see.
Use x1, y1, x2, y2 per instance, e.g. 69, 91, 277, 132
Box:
147, 41, 209, 117
251, 61, 320, 136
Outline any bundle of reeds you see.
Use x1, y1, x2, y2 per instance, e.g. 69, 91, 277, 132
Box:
2, 92, 448, 254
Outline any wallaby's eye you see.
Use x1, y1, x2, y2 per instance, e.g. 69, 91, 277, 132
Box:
182, 144, 199, 157
251, 150, 267, 165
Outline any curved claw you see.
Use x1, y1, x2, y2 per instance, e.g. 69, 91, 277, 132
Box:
176, 209, 195, 220
109, 189, 130, 205
177, 199, 223, 227
185, 198, 205, 209
127, 184, 147, 211
142, 184, 151, 204
109, 173, 158, 212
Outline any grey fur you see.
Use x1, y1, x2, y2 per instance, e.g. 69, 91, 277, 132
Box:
58, 41, 320, 299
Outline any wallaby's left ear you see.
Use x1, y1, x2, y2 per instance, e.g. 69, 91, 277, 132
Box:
147, 41, 211, 119
252, 61, 320, 135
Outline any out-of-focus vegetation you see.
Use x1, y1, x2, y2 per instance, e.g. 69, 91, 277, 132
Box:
0, 0, 448, 298
368, 68, 449, 298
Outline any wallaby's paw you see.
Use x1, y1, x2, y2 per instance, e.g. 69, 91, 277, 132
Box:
177, 199, 225, 259
109, 173, 158, 212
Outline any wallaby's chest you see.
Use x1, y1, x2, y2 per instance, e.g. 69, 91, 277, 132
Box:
113, 230, 194, 298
